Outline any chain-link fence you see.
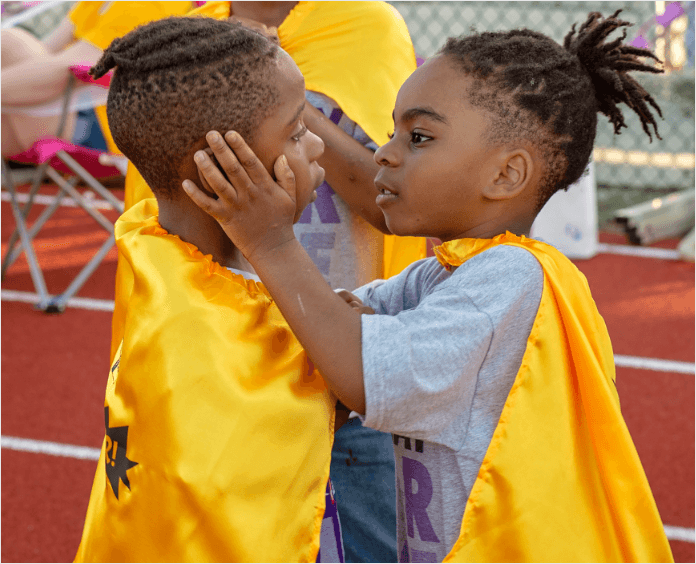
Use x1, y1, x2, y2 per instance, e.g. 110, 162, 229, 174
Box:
1, 1, 73, 37
390, 1, 695, 208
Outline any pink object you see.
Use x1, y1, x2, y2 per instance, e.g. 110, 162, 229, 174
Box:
656, 2, 684, 26
630, 35, 650, 49
70, 64, 112, 88
629, 2, 685, 51
194, 1, 206, 6
9, 137, 121, 178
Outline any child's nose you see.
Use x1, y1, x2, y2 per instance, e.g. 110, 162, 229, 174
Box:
374, 139, 397, 167
308, 130, 324, 161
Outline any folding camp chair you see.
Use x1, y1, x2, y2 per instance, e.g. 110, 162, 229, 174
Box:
1, 64, 125, 312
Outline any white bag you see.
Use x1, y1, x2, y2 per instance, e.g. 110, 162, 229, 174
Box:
530, 162, 598, 259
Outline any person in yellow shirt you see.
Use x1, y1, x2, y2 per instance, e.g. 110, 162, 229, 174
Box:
185, 10, 674, 563
75, 17, 342, 562
112, 3, 422, 560
2, 1, 191, 158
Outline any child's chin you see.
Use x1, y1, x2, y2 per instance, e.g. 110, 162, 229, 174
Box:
384, 218, 410, 237
386, 222, 427, 239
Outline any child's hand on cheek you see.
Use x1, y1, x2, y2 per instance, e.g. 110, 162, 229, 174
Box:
183, 130, 298, 261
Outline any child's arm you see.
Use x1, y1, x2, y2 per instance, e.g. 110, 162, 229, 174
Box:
302, 104, 389, 233
184, 131, 368, 414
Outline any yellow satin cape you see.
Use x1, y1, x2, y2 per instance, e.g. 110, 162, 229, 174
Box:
117, 1, 424, 338
431, 233, 673, 563
68, 1, 194, 155
75, 199, 334, 563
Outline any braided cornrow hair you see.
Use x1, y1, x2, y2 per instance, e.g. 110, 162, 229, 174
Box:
439, 10, 663, 210
91, 16, 280, 198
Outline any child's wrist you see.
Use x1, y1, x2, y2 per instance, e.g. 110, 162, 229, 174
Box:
242, 229, 297, 264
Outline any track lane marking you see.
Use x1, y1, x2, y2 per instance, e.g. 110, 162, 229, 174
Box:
596, 242, 683, 261
1, 289, 115, 311
1, 189, 116, 210
2, 290, 694, 374
2, 434, 693, 543
2, 435, 100, 460
614, 354, 695, 375
2, 193, 687, 261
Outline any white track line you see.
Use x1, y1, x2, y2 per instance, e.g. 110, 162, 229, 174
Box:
2, 290, 694, 374
1, 434, 693, 543
2, 435, 100, 460
0, 193, 689, 261
1, 190, 114, 210
4, 192, 689, 267
614, 354, 695, 375
1, 289, 115, 312
596, 242, 683, 261
664, 525, 696, 543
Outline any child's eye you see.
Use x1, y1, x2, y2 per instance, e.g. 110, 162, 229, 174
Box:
410, 131, 431, 145
292, 124, 308, 142
387, 131, 394, 140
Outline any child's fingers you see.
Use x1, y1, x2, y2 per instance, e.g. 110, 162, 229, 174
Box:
204, 132, 255, 199
194, 149, 239, 203
197, 149, 217, 194
335, 289, 361, 304
222, 130, 271, 186
182, 179, 225, 220
273, 154, 296, 198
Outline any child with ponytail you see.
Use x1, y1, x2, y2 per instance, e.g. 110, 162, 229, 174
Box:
185, 11, 673, 562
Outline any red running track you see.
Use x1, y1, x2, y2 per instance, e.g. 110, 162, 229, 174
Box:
1, 186, 694, 562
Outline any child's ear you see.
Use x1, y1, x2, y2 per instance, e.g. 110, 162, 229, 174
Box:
483, 149, 534, 201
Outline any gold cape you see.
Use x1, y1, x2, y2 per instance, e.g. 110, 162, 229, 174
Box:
68, 1, 194, 155
115, 2, 424, 363
75, 199, 334, 562
430, 233, 673, 563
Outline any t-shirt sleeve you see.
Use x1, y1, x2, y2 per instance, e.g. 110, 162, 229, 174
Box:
352, 257, 439, 314
360, 283, 494, 439
359, 245, 543, 448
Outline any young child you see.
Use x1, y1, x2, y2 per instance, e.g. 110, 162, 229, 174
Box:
108, 4, 423, 560
184, 11, 674, 563
74, 17, 343, 562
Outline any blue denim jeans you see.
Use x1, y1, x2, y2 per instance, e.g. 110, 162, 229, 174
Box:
330, 417, 397, 563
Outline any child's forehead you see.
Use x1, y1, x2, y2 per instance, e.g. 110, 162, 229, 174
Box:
394, 56, 475, 121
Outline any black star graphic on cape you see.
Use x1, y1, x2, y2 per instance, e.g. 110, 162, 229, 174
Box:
104, 406, 138, 500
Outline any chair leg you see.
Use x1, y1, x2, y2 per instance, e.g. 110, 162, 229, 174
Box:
57, 151, 124, 213
1, 160, 50, 309
45, 233, 116, 313
1, 159, 51, 279
3, 179, 73, 274
45, 167, 115, 232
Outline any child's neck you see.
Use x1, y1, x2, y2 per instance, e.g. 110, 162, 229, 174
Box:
440, 205, 536, 242
157, 194, 255, 274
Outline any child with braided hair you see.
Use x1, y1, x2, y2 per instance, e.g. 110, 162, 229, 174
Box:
185, 10, 674, 562
75, 16, 345, 563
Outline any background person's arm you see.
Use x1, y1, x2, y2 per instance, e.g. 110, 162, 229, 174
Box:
42, 16, 78, 53
303, 103, 389, 233
1, 39, 102, 106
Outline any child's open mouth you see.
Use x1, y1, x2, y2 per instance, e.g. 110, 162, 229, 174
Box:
375, 181, 398, 206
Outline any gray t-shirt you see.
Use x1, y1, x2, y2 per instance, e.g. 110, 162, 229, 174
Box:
294, 91, 383, 290
353, 244, 544, 562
